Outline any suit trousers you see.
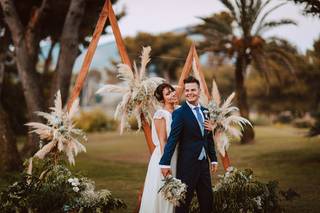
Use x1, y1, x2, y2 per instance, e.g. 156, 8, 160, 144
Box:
176, 158, 213, 213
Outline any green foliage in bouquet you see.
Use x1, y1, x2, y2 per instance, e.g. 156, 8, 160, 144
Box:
0, 158, 126, 213
190, 167, 297, 213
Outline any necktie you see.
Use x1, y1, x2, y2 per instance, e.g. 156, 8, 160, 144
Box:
194, 107, 204, 135
194, 106, 206, 160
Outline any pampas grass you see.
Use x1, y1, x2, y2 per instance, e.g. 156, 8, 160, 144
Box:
26, 91, 87, 165
96, 46, 165, 134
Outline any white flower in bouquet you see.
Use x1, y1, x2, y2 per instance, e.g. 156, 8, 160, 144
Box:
73, 186, 80, 192
158, 175, 187, 207
68, 177, 80, 186
25, 90, 87, 165
96, 46, 165, 134
253, 196, 263, 209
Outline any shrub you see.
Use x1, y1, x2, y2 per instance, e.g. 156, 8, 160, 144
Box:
0, 158, 126, 213
251, 115, 272, 126
292, 118, 314, 129
190, 167, 298, 213
74, 109, 118, 132
275, 111, 293, 124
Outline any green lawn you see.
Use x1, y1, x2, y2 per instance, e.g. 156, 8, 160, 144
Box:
1, 125, 320, 212
71, 125, 320, 212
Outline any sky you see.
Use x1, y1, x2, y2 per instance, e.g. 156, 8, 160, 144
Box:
103, 0, 320, 53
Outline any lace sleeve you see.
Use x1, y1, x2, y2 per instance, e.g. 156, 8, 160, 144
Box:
153, 110, 167, 120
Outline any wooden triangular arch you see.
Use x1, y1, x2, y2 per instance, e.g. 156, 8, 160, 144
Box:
64, 1, 231, 211
66, 0, 230, 169
66, 0, 154, 155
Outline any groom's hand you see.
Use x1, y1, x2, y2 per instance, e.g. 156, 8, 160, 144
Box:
211, 164, 218, 173
161, 168, 171, 177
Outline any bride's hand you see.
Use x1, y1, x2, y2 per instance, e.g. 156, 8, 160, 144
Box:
161, 168, 171, 177
204, 120, 213, 131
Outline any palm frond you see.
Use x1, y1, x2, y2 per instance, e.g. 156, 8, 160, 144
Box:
256, 19, 297, 35
253, 2, 287, 35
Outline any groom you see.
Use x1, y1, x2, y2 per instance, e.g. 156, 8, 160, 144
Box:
160, 76, 218, 213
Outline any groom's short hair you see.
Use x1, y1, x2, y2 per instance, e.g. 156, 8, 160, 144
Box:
183, 76, 200, 87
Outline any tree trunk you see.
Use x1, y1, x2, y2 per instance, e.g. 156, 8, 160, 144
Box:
50, 0, 86, 106
0, 56, 22, 172
0, 105, 22, 172
0, 0, 49, 156
235, 55, 255, 144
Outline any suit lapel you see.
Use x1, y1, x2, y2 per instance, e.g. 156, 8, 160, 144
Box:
183, 102, 203, 137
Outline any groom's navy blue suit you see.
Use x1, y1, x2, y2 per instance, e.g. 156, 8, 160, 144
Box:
160, 101, 217, 213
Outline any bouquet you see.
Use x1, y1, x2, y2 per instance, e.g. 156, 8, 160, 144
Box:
158, 175, 187, 207
192, 59, 252, 156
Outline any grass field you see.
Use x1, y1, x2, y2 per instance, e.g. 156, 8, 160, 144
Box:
1, 125, 320, 212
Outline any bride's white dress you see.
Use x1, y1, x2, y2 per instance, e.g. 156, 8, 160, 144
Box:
139, 109, 177, 213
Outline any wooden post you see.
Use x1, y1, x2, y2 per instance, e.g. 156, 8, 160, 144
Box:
108, 2, 131, 67
107, 3, 154, 154
66, 0, 110, 111
64, 0, 154, 154
176, 43, 195, 99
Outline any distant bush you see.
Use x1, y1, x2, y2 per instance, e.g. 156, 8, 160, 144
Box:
309, 107, 320, 136
292, 117, 314, 129
275, 111, 294, 124
252, 115, 272, 126
74, 109, 118, 132
128, 116, 139, 131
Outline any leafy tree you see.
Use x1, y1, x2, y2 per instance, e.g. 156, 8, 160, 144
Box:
125, 32, 192, 81
0, 0, 122, 170
290, 0, 320, 17
190, 0, 297, 143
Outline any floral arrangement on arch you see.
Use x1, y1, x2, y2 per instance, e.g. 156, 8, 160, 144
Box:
26, 90, 87, 165
192, 59, 252, 156
96, 46, 165, 134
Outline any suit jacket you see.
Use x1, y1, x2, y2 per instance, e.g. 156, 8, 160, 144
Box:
159, 102, 217, 168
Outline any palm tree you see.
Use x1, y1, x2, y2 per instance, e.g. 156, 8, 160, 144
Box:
191, 0, 297, 143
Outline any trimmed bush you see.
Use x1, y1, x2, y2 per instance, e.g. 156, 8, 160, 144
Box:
190, 167, 297, 213
74, 109, 118, 132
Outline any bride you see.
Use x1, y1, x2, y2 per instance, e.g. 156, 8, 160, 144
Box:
139, 83, 178, 213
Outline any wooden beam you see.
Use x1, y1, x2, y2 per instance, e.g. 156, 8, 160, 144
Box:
108, 2, 154, 154
107, 2, 131, 67
176, 43, 195, 99
67, 0, 110, 111
192, 46, 210, 99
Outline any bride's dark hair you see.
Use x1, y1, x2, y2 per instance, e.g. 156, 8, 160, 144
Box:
154, 83, 175, 102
